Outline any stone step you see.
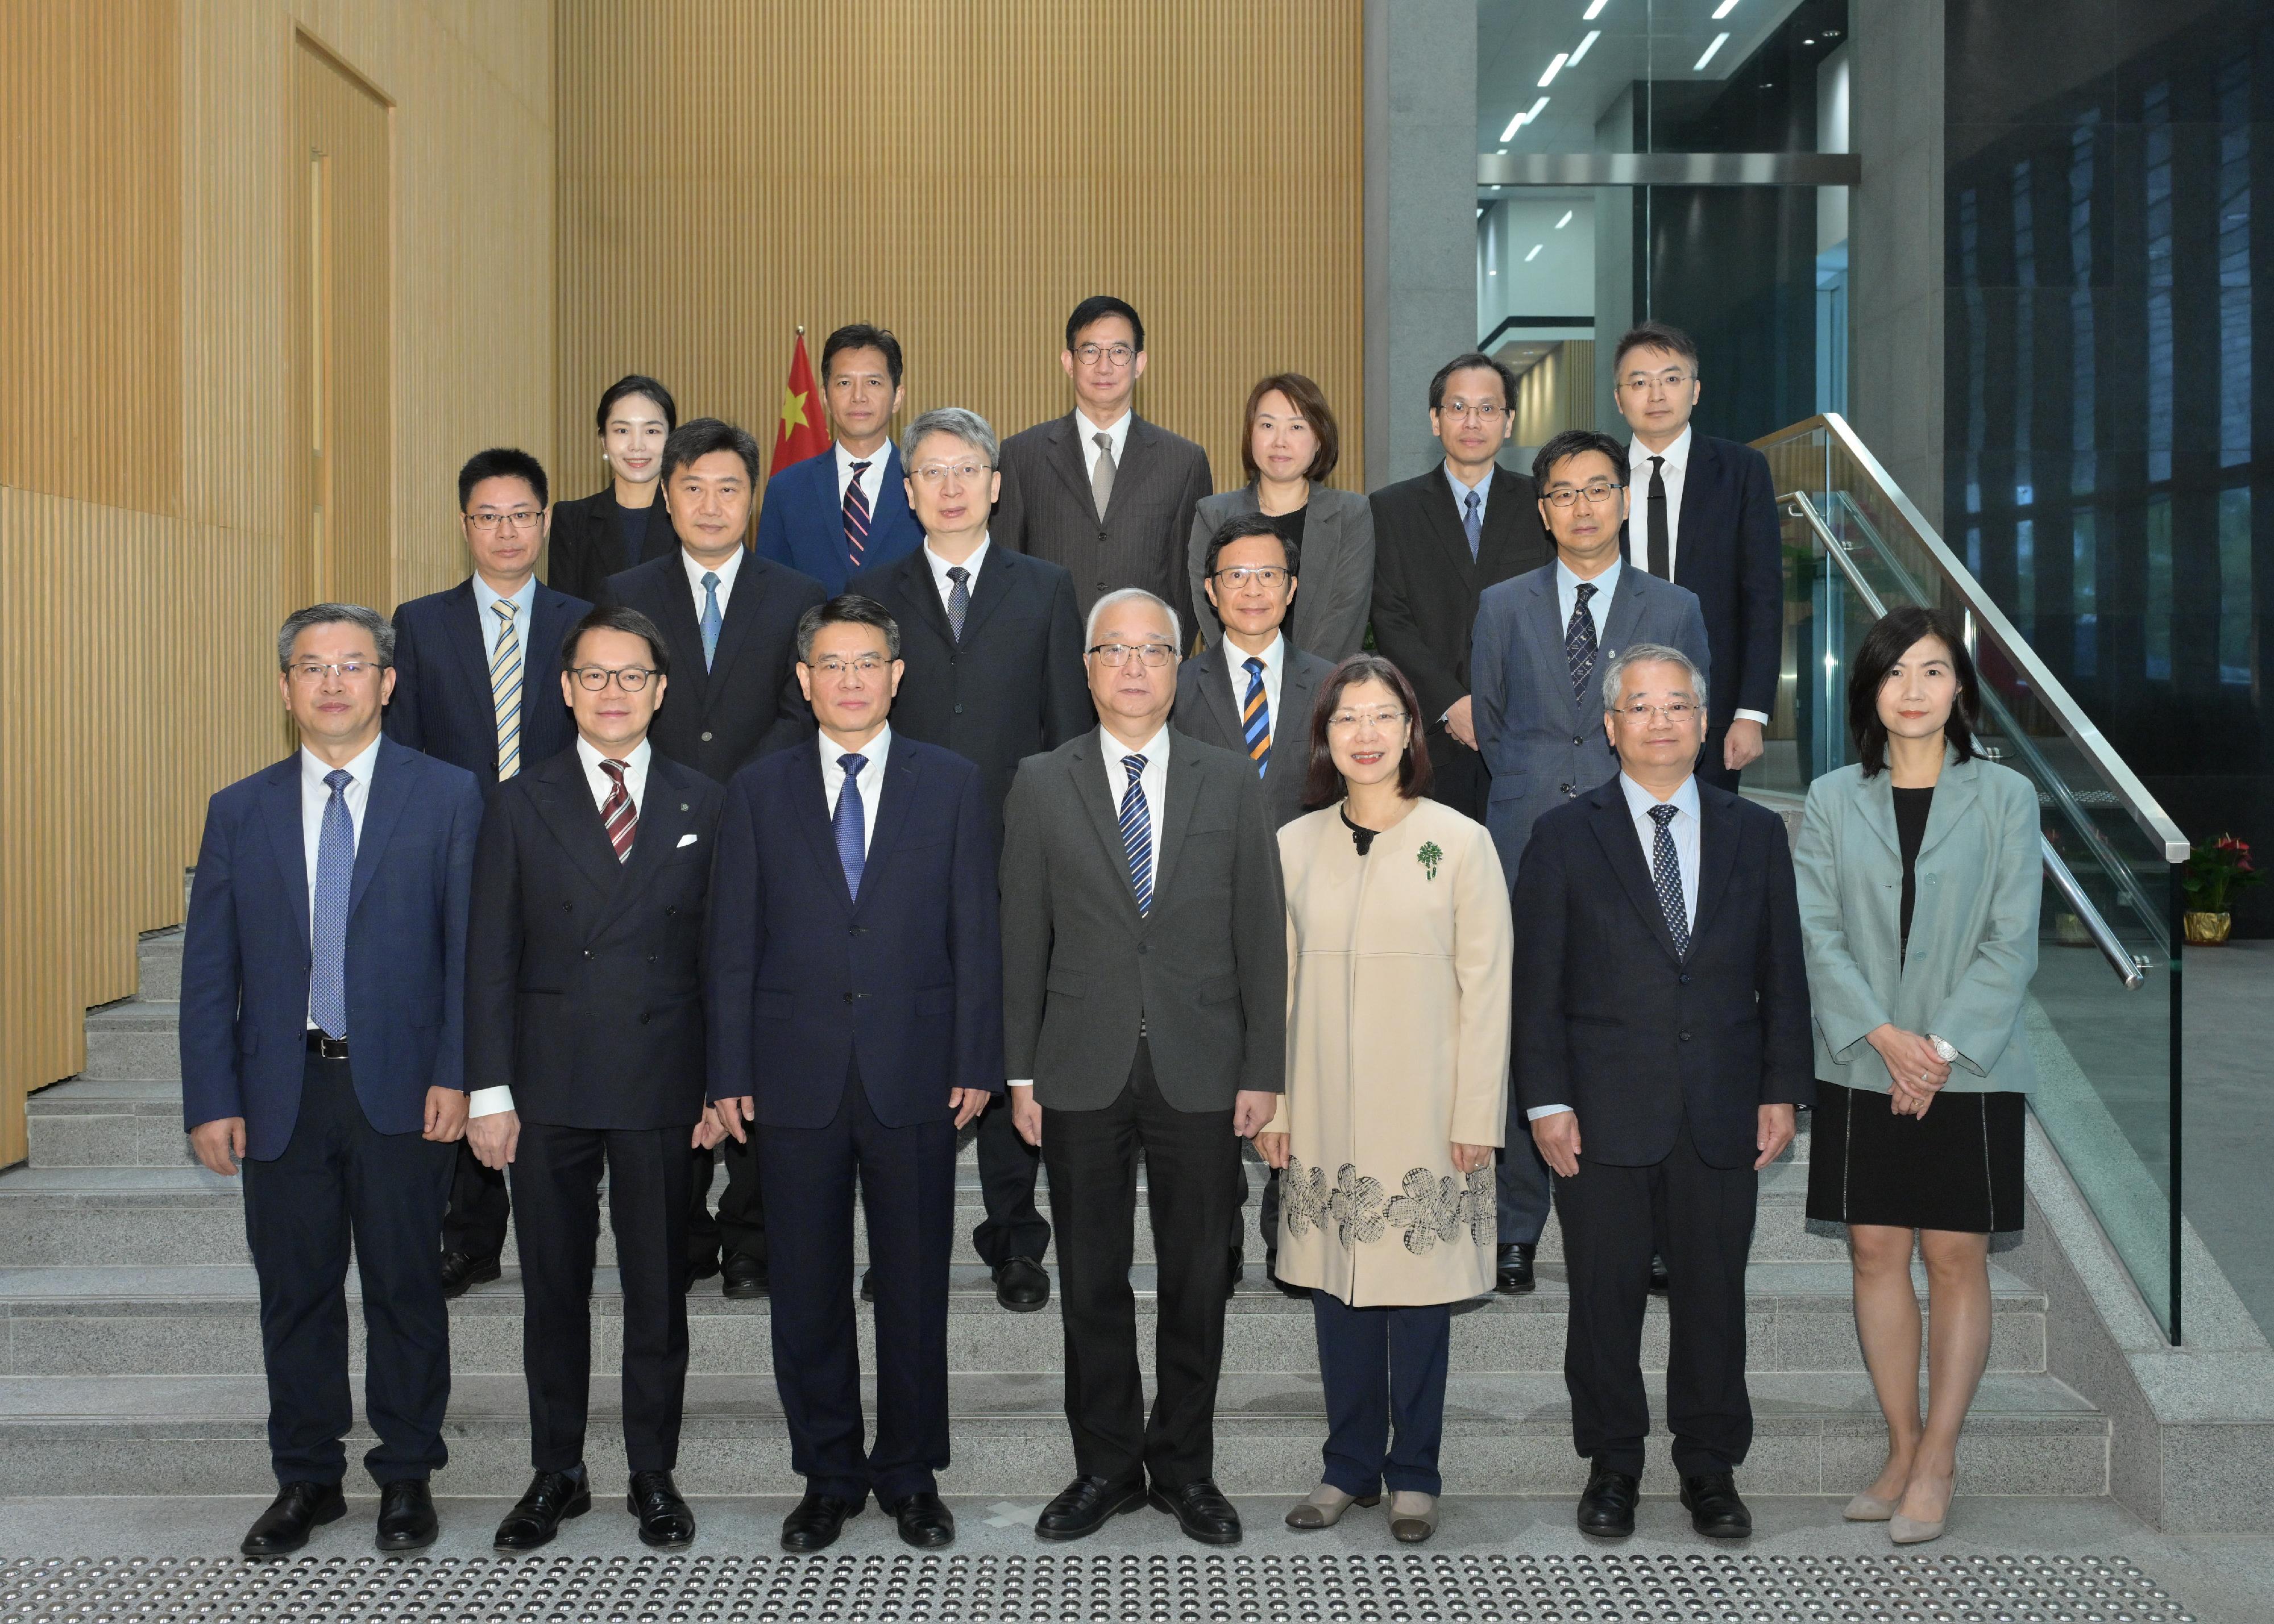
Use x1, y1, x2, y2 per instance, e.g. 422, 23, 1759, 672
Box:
0, 1259, 2046, 1379
0, 1369, 2108, 1498
135, 932, 182, 1002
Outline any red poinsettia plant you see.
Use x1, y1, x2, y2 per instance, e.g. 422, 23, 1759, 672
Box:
2184, 833, 2264, 914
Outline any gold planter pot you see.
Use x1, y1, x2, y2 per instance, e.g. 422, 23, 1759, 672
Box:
2184, 909, 2234, 945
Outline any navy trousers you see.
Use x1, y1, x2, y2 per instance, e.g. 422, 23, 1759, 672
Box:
1310, 1290, 1452, 1498
1495, 1123, 1553, 1245
240, 1052, 453, 1488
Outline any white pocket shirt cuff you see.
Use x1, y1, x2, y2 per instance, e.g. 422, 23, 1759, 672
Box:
468, 1086, 515, 1119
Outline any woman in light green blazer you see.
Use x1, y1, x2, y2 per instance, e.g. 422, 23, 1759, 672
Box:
1794, 604, 2040, 1548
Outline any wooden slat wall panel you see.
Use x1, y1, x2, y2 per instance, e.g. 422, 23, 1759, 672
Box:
0, 1, 552, 1165
553, 1, 1366, 520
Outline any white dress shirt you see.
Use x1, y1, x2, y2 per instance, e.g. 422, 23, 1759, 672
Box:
1222, 633, 1287, 750
470, 734, 654, 1120
1556, 556, 1624, 642
680, 545, 745, 620
1077, 408, 1132, 485
300, 736, 380, 1030
474, 571, 539, 667
1525, 771, 1702, 1124
923, 536, 991, 615
1628, 426, 1766, 728
835, 441, 890, 510
819, 724, 892, 854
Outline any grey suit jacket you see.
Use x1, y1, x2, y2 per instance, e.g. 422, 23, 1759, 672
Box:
1471, 563, 1712, 882
994, 412, 1213, 637
1185, 483, 1375, 661
999, 727, 1287, 1112
1173, 639, 1337, 828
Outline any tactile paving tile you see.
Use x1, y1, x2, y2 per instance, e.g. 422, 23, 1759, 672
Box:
0, 1551, 2193, 1622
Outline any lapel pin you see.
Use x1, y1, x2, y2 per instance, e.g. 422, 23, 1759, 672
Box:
680, 803, 689, 812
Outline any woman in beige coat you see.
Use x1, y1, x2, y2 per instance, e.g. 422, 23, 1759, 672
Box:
1256, 654, 1512, 1544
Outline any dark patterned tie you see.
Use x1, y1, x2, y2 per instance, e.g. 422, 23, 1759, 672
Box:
1118, 754, 1152, 916
945, 565, 970, 642
599, 759, 637, 862
833, 753, 867, 900
1649, 802, 1690, 958
1646, 454, 1671, 580
1566, 580, 1599, 704
1462, 489, 1482, 559
844, 461, 872, 574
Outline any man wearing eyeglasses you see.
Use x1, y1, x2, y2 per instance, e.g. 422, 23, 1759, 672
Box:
846, 407, 1089, 1315
992, 295, 1214, 636
1470, 427, 1710, 1298
1609, 322, 1783, 792
998, 588, 1287, 1547
462, 603, 727, 1554
385, 448, 591, 1301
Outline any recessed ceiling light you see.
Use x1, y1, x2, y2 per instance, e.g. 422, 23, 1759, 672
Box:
1539, 52, 1570, 88
1712, 0, 1739, 16
1555, 209, 1574, 229
1497, 94, 1550, 140
1694, 32, 1729, 70
1583, 0, 1609, 17
1525, 244, 1543, 262
1568, 30, 1600, 65
1496, 148, 1508, 155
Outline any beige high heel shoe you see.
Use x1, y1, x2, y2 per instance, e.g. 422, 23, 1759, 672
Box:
1388, 1491, 1438, 1543
1843, 1492, 1895, 1522
1284, 1484, 1380, 1530
1890, 1474, 1952, 1544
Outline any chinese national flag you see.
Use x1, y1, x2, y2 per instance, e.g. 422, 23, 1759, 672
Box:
770, 329, 831, 475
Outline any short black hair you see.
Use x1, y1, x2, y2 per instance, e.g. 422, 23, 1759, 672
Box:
1427, 351, 1521, 412
1065, 295, 1145, 353
796, 593, 903, 663
561, 603, 670, 677
1204, 512, 1301, 578
593, 374, 678, 437
1847, 604, 1982, 777
1611, 320, 1700, 377
458, 447, 548, 511
820, 324, 904, 388
659, 417, 763, 486
1532, 429, 1628, 488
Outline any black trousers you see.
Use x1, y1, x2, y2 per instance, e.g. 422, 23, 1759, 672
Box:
1554, 1118, 1757, 1478
240, 1053, 453, 1488
1231, 1157, 1279, 1272
970, 1096, 1051, 1267
1044, 1041, 1240, 1490
1424, 733, 1489, 821
1696, 722, 1743, 794
756, 1073, 957, 1503
688, 1133, 766, 1268
509, 1122, 694, 1475
442, 1140, 509, 1260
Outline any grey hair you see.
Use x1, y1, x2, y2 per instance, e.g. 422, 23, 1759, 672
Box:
1600, 641, 1707, 715
900, 406, 999, 472
1085, 587, 1181, 655
277, 603, 395, 671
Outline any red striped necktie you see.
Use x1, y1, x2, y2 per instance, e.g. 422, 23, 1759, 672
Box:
844, 461, 872, 574
599, 758, 637, 862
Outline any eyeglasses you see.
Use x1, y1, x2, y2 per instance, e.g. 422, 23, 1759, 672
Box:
1543, 481, 1626, 508
1617, 367, 1694, 394
911, 462, 991, 485
570, 666, 657, 691
1211, 566, 1290, 589
1326, 707, 1409, 733
1617, 700, 1698, 722
465, 510, 543, 530
1438, 401, 1505, 422
1072, 343, 1138, 368
1087, 642, 1176, 668
288, 660, 379, 683
807, 655, 890, 677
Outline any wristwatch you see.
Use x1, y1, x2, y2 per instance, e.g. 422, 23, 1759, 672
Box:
1927, 1035, 1959, 1065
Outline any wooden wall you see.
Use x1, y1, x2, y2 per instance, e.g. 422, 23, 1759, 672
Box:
0, 1, 554, 1162
553, 0, 1367, 513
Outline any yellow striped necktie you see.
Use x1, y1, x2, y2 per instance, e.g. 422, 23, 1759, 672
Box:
491, 599, 523, 780
1240, 656, 1270, 777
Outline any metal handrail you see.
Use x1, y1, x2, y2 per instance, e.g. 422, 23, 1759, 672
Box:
1782, 492, 2148, 991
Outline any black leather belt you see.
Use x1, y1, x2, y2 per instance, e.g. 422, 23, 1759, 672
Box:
306, 1031, 351, 1060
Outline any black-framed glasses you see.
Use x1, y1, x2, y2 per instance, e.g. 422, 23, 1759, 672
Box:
570, 666, 656, 691
1072, 343, 1137, 368
1543, 481, 1626, 508
1087, 642, 1176, 668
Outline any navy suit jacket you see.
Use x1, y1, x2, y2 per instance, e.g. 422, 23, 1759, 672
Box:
706, 734, 1003, 1131
755, 445, 923, 596
1621, 433, 1783, 726
384, 577, 589, 791
179, 738, 483, 1160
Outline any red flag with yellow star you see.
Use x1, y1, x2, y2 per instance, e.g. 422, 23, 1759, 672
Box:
769, 329, 831, 475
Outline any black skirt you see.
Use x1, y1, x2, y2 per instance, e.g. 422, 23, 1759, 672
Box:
1805, 1082, 2027, 1234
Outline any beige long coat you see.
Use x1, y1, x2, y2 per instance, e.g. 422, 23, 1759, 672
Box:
1264, 798, 1513, 1306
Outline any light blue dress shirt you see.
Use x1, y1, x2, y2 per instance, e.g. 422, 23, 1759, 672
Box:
474, 572, 540, 666
1442, 463, 1494, 528
1555, 556, 1624, 637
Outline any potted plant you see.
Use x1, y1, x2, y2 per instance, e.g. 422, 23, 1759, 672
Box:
2182, 833, 2263, 945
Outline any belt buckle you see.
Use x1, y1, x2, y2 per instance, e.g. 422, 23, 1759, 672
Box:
308, 1031, 350, 1061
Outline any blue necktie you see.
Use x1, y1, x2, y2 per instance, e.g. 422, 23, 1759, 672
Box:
309, 768, 355, 1038
1118, 754, 1152, 916
1240, 657, 1271, 778
1649, 802, 1690, 958
1463, 489, 1482, 559
700, 571, 722, 671
1566, 580, 1599, 703
833, 753, 868, 900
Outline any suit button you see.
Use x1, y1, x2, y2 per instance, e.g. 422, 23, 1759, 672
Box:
1561, 783, 1577, 796
1679, 973, 1691, 985
948, 654, 957, 666
1572, 736, 1583, 747
640, 1012, 650, 1025
665, 906, 677, 916
1138, 944, 1150, 955
561, 902, 572, 913
843, 992, 855, 1003
1679, 1031, 1692, 1042
700, 730, 713, 742
583, 949, 594, 960
646, 953, 658, 963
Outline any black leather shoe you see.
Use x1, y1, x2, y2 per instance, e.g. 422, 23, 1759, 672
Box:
493, 1467, 591, 1551
1496, 1243, 1537, 1294
885, 1490, 955, 1548
439, 1251, 501, 1298
781, 1491, 861, 1552
1680, 1473, 1752, 1539
627, 1470, 696, 1549
375, 1479, 437, 1552
721, 1252, 767, 1299
860, 1268, 877, 1303
1649, 1252, 1671, 1293
240, 1481, 346, 1557
1151, 1478, 1243, 1545
1577, 1462, 1640, 1538
686, 1253, 721, 1284
993, 1256, 1049, 1312
1035, 1475, 1146, 1541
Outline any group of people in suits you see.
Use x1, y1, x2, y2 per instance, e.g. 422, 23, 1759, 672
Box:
178, 300, 2043, 1561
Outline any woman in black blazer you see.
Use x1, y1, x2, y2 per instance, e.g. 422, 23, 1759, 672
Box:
547, 373, 682, 603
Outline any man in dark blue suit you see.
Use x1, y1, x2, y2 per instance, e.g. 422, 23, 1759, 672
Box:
180, 604, 483, 1559
704, 595, 1003, 1555
1609, 321, 1783, 793
385, 447, 588, 1297
754, 324, 924, 593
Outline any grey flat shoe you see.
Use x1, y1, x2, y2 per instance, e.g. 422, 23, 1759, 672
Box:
1284, 1484, 1379, 1530
1388, 1490, 1437, 1543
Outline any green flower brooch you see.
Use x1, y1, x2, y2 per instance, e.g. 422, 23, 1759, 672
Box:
1417, 841, 1444, 881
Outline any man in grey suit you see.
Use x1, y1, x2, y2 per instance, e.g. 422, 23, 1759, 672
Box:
993, 296, 1214, 637
1001, 587, 1287, 1548
1472, 426, 1712, 1296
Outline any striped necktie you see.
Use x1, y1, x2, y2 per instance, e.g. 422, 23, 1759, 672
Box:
1118, 754, 1152, 916
1240, 657, 1271, 777
491, 599, 523, 780
843, 461, 872, 574
1566, 580, 1599, 703
599, 758, 637, 862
